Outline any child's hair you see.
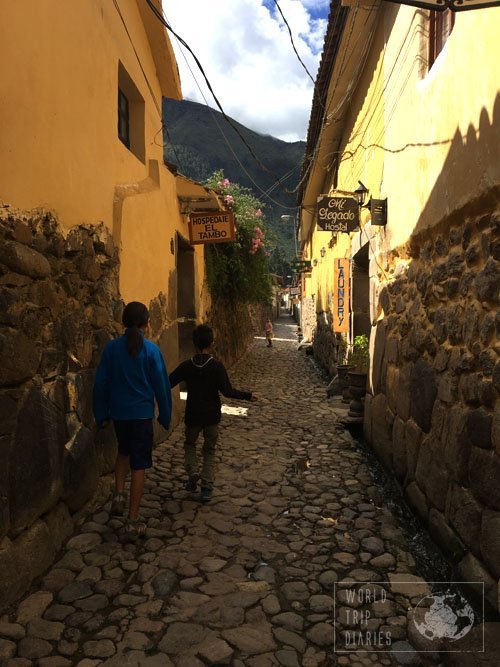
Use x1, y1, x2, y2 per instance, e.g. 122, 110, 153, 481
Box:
193, 324, 214, 351
122, 301, 149, 357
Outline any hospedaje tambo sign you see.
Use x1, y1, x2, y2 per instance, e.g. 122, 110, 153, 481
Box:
317, 196, 359, 233
333, 258, 350, 333
189, 211, 235, 245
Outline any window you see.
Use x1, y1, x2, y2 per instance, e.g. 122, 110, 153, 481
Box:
429, 10, 454, 69
117, 62, 145, 162
118, 89, 130, 149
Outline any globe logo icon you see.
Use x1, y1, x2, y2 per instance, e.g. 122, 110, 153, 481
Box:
413, 591, 475, 641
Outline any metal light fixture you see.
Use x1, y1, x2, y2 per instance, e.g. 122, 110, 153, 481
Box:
383, 0, 500, 11
313, 259, 318, 267
354, 181, 369, 207
320, 247, 326, 258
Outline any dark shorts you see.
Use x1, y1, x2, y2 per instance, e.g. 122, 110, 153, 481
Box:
113, 419, 153, 470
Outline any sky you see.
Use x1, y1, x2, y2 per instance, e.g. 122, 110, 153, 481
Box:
165, 0, 330, 143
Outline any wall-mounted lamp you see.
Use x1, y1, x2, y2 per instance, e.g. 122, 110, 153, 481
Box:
313, 259, 318, 267
355, 181, 369, 207
320, 247, 326, 258
354, 181, 388, 225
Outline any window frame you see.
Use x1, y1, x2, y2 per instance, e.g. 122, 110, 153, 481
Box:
118, 88, 130, 149
428, 9, 455, 69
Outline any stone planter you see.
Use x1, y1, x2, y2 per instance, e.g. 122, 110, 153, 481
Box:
347, 370, 368, 417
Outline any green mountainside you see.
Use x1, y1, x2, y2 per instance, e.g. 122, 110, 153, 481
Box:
163, 98, 305, 264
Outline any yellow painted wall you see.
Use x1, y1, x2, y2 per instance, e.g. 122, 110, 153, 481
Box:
0, 0, 208, 309
302, 4, 500, 322
354, 4, 499, 250
304, 17, 386, 322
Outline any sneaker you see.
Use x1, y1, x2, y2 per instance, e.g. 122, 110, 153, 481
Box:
200, 487, 213, 503
123, 519, 147, 542
185, 475, 199, 493
110, 492, 126, 516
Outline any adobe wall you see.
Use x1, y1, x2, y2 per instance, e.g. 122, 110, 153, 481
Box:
364, 205, 500, 610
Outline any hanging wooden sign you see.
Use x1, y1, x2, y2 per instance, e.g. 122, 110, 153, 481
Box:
333, 258, 350, 333
317, 196, 359, 233
189, 211, 235, 245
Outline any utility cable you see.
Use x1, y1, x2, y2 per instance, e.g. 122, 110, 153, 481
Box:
296, 0, 347, 197
160, 8, 301, 211
271, 0, 317, 87
145, 0, 306, 196
112, 0, 185, 170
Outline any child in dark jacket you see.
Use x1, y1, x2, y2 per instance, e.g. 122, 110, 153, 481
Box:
93, 301, 171, 540
169, 324, 256, 502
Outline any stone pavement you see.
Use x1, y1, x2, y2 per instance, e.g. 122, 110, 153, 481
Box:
0, 314, 467, 666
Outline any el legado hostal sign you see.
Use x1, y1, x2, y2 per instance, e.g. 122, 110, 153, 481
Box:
189, 211, 236, 245
333, 258, 350, 333
317, 196, 359, 233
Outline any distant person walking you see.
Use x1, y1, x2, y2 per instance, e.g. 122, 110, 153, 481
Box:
93, 301, 171, 541
169, 324, 257, 502
265, 318, 274, 347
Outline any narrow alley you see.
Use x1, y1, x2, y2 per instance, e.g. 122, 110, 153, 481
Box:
1, 314, 478, 667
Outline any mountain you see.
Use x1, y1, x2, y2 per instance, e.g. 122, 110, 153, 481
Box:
162, 98, 305, 261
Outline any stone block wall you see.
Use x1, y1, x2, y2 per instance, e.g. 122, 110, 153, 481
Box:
208, 300, 271, 369
301, 296, 316, 342
312, 311, 344, 376
0, 205, 123, 610
364, 208, 500, 610
0, 204, 275, 611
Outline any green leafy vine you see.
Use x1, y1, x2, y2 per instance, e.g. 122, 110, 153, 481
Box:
204, 170, 274, 303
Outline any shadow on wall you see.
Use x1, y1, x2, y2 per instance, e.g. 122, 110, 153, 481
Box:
411, 93, 500, 241
366, 94, 500, 612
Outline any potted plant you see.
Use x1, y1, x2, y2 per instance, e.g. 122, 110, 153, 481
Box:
347, 334, 370, 417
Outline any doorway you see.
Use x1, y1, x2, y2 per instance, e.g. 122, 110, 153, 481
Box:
176, 233, 196, 360
352, 243, 371, 340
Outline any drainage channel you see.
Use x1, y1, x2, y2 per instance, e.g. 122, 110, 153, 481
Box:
345, 422, 451, 586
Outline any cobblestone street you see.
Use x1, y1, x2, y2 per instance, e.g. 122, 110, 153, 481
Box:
0, 315, 480, 666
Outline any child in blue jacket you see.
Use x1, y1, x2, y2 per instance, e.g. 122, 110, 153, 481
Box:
93, 301, 171, 540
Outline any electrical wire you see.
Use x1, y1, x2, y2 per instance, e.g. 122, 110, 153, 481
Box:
157, 5, 305, 211
334, 16, 425, 161
175, 65, 299, 211
271, 0, 317, 87
112, 0, 185, 170
145, 0, 307, 196
295, 0, 349, 197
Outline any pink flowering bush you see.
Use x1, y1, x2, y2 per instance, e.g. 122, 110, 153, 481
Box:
205, 170, 274, 303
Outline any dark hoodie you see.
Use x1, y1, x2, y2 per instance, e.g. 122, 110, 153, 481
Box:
169, 354, 252, 426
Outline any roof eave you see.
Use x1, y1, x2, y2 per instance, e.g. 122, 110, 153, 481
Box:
137, 0, 182, 100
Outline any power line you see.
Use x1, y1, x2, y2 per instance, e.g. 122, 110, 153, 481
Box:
271, 0, 316, 87
296, 0, 348, 198
145, 0, 303, 196
112, 0, 184, 170
165, 19, 299, 211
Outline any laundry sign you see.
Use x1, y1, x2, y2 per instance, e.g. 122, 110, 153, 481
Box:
333, 258, 350, 332
317, 196, 359, 233
189, 211, 235, 245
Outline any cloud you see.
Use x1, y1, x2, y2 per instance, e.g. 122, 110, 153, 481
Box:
163, 0, 329, 142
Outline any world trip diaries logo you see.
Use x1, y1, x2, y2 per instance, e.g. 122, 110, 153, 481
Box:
333, 580, 483, 655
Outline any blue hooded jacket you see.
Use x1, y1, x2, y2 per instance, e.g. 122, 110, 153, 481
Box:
93, 332, 171, 429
